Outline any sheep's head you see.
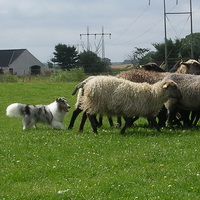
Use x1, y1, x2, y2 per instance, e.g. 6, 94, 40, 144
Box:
141, 63, 165, 72
162, 80, 182, 100
176, 59, 200, 74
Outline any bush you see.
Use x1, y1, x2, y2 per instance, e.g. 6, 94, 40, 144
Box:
0, 73, 18, 82
79, 50, 110, 74
50, 68, 87, 82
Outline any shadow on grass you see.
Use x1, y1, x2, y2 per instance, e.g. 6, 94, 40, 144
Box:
96, 124, 200, 138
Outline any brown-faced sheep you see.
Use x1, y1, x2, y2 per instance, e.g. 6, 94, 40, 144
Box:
170, 59, 200, 74
79, 76, 182, 134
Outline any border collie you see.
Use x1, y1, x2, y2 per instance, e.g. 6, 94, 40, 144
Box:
6, 97, 70, 130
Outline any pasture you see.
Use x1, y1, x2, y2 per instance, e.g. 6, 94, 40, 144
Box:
1, 82, 200, 199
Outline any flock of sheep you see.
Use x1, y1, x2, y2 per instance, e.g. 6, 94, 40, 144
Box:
68, 59, 200, 134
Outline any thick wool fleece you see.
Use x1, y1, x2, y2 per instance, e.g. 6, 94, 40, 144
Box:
80, 76, 180, 118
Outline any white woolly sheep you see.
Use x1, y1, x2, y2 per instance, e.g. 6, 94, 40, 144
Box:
79, 76, 182, 134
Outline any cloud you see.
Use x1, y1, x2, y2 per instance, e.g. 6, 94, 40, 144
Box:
0, 0, 199, 63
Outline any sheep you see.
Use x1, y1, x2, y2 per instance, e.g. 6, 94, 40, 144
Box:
116, 70, 166, 84
68, 86, 113, 130
68, 59, 200, 130
140, 62, 166, 72
170, 59, 200, 74
117, 59, 200, 84
163, 73, 200, 127
79, 75, 182, 134
116, 59, 200, 127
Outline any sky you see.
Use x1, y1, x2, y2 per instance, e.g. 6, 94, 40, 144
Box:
0, 0, 199, 63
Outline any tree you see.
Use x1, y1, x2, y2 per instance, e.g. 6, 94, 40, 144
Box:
79, 50, 108, 74
152, 38, 177, 62
152, 38, 187, 69
128, 47, 150, 65
181, 33, 200, 60
152, 33, 200, 69
51, 43, 79, 70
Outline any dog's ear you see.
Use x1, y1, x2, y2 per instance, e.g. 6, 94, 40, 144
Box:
56, 97, 67, 103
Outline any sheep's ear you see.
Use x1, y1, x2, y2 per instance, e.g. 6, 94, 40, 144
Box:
139, 65, 143, 68
162, 83, 168, 89
181, 62, 190, 67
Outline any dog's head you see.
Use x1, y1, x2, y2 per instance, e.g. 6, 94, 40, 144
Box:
56, 97, 70, 112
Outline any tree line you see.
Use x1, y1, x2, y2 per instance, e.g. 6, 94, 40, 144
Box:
49, 44, 110, 74
49, 33, 200, 73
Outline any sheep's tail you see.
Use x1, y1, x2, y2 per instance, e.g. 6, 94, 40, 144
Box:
6, 103, 23, 118
72, 84, 83, 95
72, 76, 96, 95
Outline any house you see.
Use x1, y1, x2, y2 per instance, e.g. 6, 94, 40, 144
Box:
0, 49, 46, 75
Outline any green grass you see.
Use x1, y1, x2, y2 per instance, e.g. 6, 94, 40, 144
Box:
1, 82, 200, 199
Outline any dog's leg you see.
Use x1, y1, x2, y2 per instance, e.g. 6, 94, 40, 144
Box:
22, 116, 36, 130
51, 121, 66, 130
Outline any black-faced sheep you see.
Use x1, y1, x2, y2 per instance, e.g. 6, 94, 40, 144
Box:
141, 62, 166, 72
79, 76, 182, 134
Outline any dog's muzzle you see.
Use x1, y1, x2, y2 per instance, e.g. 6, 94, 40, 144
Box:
61, 105, 71, 112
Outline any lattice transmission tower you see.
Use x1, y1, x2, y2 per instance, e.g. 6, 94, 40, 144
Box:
80, 26, 111, 59
163, 0, 194, 69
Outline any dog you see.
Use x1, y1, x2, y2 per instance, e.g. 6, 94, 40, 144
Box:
6, 97, 70, 130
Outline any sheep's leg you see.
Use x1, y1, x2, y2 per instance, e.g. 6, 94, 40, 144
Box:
158, 107, 167, 128
149, 117, 160, 131
88, 114, 98, 134
131, 116, 139, 126
108, 116, 114, 127
92, 115, 100, 127
79, 111, 87, 132
120, 117, 133, 134
192, 111, 200, 126
181, 110, 191, 128
98, 115, 103, 127
98, 115, 113, 127
191, 111, 196, 126
194, 115, 200, 126
68, 107, 82, 129
116, 116, 122, 128
123, 116, 138, 128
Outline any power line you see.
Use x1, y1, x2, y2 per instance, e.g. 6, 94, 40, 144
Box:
80, 26, 111, 59
164, 0, 194, 69
108, 4, 149, 44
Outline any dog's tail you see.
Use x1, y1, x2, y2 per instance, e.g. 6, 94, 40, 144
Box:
6, 103, 23, 117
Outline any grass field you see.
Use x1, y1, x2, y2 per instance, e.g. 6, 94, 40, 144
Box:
1, 82, 200, 199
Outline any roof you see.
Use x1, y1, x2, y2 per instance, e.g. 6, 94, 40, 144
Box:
0, 49, 26, 66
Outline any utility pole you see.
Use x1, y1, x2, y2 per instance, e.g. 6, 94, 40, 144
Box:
163, 0, 194, 70
80, 26, 111, 59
